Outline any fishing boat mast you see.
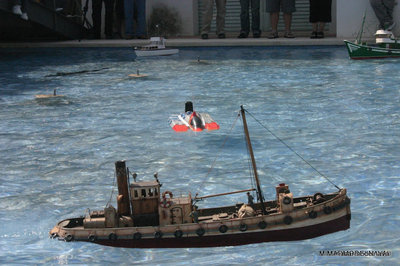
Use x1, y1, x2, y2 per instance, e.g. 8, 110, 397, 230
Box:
240, 105, 266, 214
356, 12, 366, 44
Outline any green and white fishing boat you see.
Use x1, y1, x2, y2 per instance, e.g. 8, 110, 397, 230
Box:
344, 15, 400, 59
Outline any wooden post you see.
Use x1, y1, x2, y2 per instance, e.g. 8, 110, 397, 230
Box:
115, 160, 131, 216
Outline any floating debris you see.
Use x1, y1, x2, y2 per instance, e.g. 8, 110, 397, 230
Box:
45, 67, 109, 77
128, 69, 148, 78
35, 89, 64, 99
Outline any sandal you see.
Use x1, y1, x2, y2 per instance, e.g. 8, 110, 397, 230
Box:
310, 31, 318, 39
284, 32, 295, 38
267, 32, 279, 39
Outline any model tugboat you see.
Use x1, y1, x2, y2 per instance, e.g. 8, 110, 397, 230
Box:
133, 37, 179, 57
344, 14, 400, 59
50, 106, 351, 248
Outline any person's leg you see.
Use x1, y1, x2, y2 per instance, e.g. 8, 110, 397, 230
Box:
382, 0, 395, 29
266, 0, 280, 37
250, 0, 261, 36
283, 12, 292, 32
270, 12, 279, 33
104, 0, 115, 37
239, 0, 250, 37
215, 0, 226, 36
92, 0, 102, 38
124, 0, 134, 37
282, 0, 295, 37
201, 0, 214, 36
135, 0, 146, 37
370, 0, 387, 28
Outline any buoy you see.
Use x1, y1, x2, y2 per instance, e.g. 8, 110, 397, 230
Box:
219, 225, 228, 233
154, 231, 163, 239
283, 196, 292, 205
239, 224, 248, 232
258, 221, 267, 229
309, 211, 317, 219
174, 230, 183, 238
133, 232, 142, 240
108, 233, 117, 240
323, 206, 332, 215
196, 228, 205, 236
64, 234, 73, 242
283, 215, 293, 225
88, 234, 97, 242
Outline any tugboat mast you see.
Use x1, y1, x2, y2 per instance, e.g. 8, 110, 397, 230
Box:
240, 105, 266, 214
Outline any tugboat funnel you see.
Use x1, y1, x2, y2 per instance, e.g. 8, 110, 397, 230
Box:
115, 160, 131, 216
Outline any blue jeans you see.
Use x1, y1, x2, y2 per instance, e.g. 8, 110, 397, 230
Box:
124, 0, 146, 37
240, 0, 260, 35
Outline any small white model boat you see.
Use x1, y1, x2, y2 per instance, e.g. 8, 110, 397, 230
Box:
133, 37, 179, 57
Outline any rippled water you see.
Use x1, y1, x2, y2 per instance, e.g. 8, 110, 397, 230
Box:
0, 46, 399, 264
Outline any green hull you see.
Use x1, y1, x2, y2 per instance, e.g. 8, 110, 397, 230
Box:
344, 40, 400, 59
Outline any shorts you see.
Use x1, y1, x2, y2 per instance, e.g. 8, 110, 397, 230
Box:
265, 0, 296, 13
309, 0, 332, 23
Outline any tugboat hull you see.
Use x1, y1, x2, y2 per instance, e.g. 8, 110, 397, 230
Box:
93, 214, 350, 248
50, 190, 351, 248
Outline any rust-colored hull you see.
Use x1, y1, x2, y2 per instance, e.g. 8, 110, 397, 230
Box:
80, 215, 350, 248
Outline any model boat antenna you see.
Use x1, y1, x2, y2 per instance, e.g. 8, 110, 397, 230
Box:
240, 106, 267, 214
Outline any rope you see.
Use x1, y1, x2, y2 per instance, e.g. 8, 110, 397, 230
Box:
106, 170, 117, 207
195, 113, 240, 194
245, 109, 340, 190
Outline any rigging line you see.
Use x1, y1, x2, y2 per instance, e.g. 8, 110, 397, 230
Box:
195, 113, 240, 194
106, 170, 117, 207
245, 109, 340, 190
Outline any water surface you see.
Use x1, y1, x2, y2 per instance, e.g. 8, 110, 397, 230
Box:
0, 46, 399, 264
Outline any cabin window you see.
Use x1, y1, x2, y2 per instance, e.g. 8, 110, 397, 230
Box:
141, 189, 146, 197
134, 190, 138, 198
154, 188, 158, 196
148, 188, 153, 197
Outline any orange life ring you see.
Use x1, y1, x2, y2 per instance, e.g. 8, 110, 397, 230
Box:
162, 191, 173, 199
160, 191, 173, 208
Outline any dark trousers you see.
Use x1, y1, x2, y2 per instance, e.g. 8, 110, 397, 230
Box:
240, 0, 260, 35
92, 0, 115, 38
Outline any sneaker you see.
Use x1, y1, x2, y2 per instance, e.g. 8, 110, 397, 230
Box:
316, 31, 324, 38
310, 31, 318, 39
218, 33, 226, 39
12, 5, 22, 15
238, 32, 248, 38
253, 32, 261, 38
284, 31, 295, 38
267, 32, 279, 39
201, 33, 208, 40
20, 12, 28, 20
